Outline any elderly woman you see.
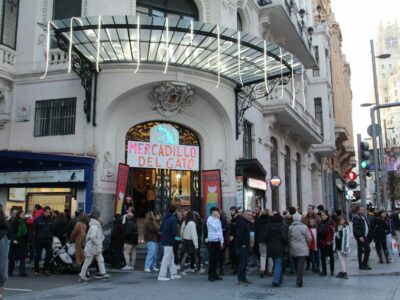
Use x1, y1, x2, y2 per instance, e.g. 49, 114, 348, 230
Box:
289, 213, 311, 288
0, 204, 8, 299
70, 213, 89, 265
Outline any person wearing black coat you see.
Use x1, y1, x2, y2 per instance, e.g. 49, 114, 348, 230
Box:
228, 206, 239, 274
266, 213, 287, 287
110, 215, 125, 268
371, 211, 390, 264
33, 206, 54, 275
256, 211, 271, 277
8, 210, 28, 277
122, 213, 138, 271
236, 213, 251, 286
352, 206, 373, 270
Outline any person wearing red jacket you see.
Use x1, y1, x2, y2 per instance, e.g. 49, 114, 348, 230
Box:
307, 218, 320, 273
317, 210, 335, 276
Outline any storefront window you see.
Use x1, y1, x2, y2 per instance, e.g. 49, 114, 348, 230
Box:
0, 0, 20, 49
136, 0, 199, 21
296, 152, 302, 211
270, 137, 279, 211
284, 146, 291, 209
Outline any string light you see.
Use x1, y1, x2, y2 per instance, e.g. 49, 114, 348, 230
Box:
68, 17, 83, 73
163, 17, 169, 74
291, 54, 296, 108
279, 47, 284, 99
96, 16, 102, 73
263, 40, 269, 94
238, 31, 243, 86
40, 20, 57, 79
301, 65, 306, 111
134, 15, 140, 73
216, 25, 221, 88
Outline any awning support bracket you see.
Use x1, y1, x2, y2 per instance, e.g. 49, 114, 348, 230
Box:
56, 34, 95, 124
235, 74, 291, 139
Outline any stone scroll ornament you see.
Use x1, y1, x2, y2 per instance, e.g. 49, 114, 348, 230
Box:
149, 82, 195, 118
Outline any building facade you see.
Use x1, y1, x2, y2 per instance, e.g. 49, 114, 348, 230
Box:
0, 0, 352, 222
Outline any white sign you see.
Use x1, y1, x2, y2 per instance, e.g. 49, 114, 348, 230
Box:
247, 178, 267, 191
127, 123, 199, 171
0, 169, 85, 185
9, 188, 26, 201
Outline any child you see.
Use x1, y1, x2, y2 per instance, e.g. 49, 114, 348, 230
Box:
307, 218, 320, 273
333, 216, 350, 279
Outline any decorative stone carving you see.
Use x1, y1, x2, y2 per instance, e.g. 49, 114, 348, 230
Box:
41, 0, 48, 23
149, 82, 194, 118
102, 151, 116, 182
222, 0, 238, 14
82, 0, 88, 16
216, 159, 228, 186
0, 90, 5, 113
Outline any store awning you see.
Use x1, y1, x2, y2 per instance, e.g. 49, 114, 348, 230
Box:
236, 159, 267, 179
49, 15, 305, 87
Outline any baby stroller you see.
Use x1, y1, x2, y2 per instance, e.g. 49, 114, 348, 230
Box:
50, 236, 74, 274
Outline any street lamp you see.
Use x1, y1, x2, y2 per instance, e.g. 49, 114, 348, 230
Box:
370, 39, 391, 210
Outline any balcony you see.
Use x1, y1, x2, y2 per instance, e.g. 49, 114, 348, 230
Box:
0, 45, 16, 79
258, 0, 316, 68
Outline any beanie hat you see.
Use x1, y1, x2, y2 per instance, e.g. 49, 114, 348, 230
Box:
293, 213, 302, 222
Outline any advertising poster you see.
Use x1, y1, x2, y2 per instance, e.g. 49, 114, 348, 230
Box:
115, 163, 130, 214
202, 170, 222, 218
236, 176, 244, 209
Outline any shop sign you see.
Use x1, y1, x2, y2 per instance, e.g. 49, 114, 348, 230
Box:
9, 188, 26, 201
0, 169, 85, 185
247, 178, 267, 191
127, 124, 199, 171
236, 176, 244, 209
270, 176, 282, 188
115, 163, 130, 214
202, 170, 222, 218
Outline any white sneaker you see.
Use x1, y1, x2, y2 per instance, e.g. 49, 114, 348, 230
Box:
187, 268, 195, 273
199, 268, 206, 274
158, 276, 170, 281
121, 266, 131, 271
175, 265, 181, 271
181, 271, 188, 276
153, 267, 160, 272
144, 269, 152, 273
171, 274, 182, 279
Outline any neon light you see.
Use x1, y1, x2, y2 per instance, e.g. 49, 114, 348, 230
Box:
291, 54, 296, 108
40, 20, 57, 79
68, 17, 83, 73
216, 25, 221, 88
301, 65, 306, 111
238, 31, 243, 86
264, 40, 269, 94
96, 16, 102, 73
134, 15, 140, 73
163, 17, 169, 74
279, 47, 284, 99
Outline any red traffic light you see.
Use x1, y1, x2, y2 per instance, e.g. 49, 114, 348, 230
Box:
346, 171, 357, 181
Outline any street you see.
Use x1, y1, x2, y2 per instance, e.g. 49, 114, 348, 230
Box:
4, 240, 400, 300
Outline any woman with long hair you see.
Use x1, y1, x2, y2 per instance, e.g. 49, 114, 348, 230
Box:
180, 211, 199, 274
0, 204, 9, 298
144, 211, 160, 272
333, 216, 350, 279
70, 213, 89, 265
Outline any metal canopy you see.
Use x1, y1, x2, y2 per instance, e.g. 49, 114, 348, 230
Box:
51, 15, 303, 87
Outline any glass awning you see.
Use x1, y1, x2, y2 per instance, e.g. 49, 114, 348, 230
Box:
49, 15, 303, 87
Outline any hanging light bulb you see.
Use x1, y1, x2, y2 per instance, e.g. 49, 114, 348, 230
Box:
40, 20, 57, 79
96, 16, 102, 73
216, 25, 221, 88
264, 40, 269, 94
238, 31, 243, 86
68, 17, 83, 73
163, 17, 169, 74
134, 15, 140, 73
279, 47, 284, 99
291, 54, 296, 108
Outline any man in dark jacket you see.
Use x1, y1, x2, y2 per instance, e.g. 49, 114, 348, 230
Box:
353, 206, 372, 270
33, 206, 54, 275
228, 206, 239, 274
391, 208, 400, 256
236, 212, 252, 286
158, 205, 181, 281
122, 213, 138, 271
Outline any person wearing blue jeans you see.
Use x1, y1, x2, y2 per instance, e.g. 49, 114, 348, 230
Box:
144, 212, 160, 272
145, 241, 158, 271
272, 258, 283, 285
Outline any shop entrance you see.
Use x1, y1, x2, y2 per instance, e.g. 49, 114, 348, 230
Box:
125, 121, 201, 217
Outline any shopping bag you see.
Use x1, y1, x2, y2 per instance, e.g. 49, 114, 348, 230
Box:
392, 240, 399, 255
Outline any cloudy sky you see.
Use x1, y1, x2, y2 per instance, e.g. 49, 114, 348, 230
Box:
331, 0, 400, 141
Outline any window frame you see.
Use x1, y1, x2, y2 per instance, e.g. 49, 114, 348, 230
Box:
296, 153, 302, 211
284, 145, 291, 209
270, 137, 279, 211
243, 120, 253, 159
136, 0, 199, 21
0, 0, 20, 50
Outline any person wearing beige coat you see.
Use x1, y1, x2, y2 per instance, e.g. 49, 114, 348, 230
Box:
289, 213, 311, 288
70, 214, 89, 265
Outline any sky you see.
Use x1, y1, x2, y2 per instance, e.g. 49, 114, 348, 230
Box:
331, 0, 400, 142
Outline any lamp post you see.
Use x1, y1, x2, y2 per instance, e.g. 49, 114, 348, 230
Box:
370, 39, 391, 210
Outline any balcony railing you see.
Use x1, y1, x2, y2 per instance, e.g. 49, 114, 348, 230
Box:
0, 45, 16, 74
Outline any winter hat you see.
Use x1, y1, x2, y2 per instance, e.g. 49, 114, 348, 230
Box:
293, 213, 302, 222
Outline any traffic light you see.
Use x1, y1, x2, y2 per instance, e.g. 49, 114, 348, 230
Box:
360, 142, 371, 170
345, 171, 358, 189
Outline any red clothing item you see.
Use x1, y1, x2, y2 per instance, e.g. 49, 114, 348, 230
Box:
322, 223, 334, 246
308, 227, 318, 251
33, 209, 43, 220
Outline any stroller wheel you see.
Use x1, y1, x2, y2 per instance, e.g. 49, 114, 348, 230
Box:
50, 263, 64, 275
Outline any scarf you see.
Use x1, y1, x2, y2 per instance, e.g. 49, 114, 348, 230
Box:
16, 218, 28, 238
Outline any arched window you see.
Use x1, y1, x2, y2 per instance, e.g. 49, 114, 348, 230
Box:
237, 12, 243, 31
296, 153, 302, 211
137, 0, 199, 21
284, 146, 291, 209
270, 137, 279, 211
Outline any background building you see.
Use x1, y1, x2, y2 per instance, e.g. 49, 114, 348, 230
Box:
0, 0, 354, 222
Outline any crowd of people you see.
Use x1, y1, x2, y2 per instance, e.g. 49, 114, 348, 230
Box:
0, 201, 399, 298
